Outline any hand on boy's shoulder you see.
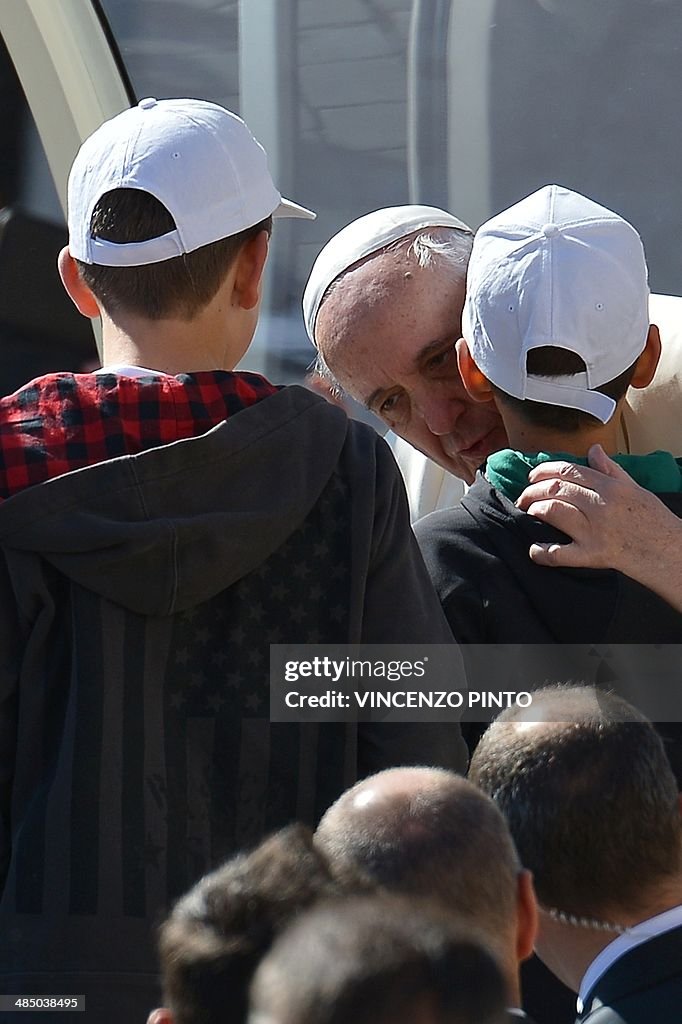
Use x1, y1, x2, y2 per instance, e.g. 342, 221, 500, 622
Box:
516, 444, 682, 611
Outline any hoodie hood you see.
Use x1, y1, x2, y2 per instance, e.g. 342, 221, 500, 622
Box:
0, 386, 350, 615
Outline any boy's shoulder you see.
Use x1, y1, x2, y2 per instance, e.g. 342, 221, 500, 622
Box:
414, 473, 536, 563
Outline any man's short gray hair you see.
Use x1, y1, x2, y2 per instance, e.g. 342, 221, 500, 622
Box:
397, 226, 473, 270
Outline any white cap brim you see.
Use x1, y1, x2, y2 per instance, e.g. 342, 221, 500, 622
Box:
275, 197, 316, 220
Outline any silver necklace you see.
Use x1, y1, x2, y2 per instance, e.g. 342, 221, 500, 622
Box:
544, 906, 627, 935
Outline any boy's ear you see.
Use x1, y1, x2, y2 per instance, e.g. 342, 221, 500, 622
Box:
455, 337, 496, 403
58, 247, 101, 319
232, 229, 269, 311
630, 324, 661, 390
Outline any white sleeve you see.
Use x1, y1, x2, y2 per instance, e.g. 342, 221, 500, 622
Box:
386, 433, 466, 522
622, 293, 682, 457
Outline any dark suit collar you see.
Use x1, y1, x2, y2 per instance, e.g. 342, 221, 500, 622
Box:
581, 922, 682, 1015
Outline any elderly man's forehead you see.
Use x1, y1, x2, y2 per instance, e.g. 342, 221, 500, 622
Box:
317, 248, 452, 341
313, 252, 408, 354
334, 244, 418, 302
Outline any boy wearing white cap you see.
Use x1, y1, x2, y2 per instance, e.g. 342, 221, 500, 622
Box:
0, 100, 465, 1022
415, 184, 682, 642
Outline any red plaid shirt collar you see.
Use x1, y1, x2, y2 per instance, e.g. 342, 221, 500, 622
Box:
0, 369, 279, 500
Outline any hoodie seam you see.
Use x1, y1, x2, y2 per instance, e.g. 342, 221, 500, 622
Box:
167, 525, 179, 615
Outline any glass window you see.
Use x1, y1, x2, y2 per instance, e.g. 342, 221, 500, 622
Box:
0, 33, 97, 394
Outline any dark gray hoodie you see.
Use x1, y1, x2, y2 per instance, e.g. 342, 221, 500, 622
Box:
0, 384, 465, 1022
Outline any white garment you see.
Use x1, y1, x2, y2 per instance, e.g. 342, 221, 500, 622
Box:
95, 364, 168, 377
389, 293, 682, 522
577, 903, 682, 1014
387, 434, 466, 522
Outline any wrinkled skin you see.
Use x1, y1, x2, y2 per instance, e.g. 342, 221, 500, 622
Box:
315, 250, 507, 485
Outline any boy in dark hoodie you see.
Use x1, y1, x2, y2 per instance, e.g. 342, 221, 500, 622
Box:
0, 99, 465, 1023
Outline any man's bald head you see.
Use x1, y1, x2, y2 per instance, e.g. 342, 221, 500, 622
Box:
470, 685, 682, 921
315, 767, 521, 940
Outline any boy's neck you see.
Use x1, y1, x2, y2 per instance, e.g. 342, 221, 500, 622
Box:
501, 410, 622, 457
99, 280, 254, 374
101, 321, 237, 374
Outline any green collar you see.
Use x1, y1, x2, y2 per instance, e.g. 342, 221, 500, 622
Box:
486, 449, 682, 503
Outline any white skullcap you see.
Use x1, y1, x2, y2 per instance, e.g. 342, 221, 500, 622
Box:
303, 205, 472, 346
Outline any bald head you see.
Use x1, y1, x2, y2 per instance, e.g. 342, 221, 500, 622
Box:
470, 685, 682, 920
315, 767, 520, 936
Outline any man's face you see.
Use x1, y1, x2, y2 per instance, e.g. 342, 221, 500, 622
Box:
315, 250, 508, 483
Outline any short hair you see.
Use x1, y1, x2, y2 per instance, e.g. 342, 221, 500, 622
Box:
158, 824, 338, 1024
469, 686, 682, 919
315, 768, 520, 946
313, 226, 473, 390
491, 347, 638, 432
75, 188, 272, 320
248, 895, 508, 1024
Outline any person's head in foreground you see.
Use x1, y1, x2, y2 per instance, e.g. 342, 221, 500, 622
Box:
456, 184, 661, 467
469, 685, 682, 996
303, 206, 507, 483
60, 96, 314, 371
147, 824, 337, 1024
247, 894, 508, 1024
315, 766, 537, 1009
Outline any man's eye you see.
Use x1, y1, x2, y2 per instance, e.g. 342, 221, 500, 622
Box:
380, 393, 400, 414
426, 346, 455, 372
378, 392, 406, 421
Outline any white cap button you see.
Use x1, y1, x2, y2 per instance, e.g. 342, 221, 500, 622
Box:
138, 97, 158, 110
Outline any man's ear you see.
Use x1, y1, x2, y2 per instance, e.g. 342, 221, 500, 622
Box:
232, 229, 269, 311
455, 337, 496, 403
515, 869, 539, 963
630, 324, 661, 389
57, 247, 101, 319
146, 1008, 174, 1024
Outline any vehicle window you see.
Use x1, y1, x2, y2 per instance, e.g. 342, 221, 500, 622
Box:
96, 0, 682, 383
98, 0, 414, 383
485, 0, 682, 296
0, 33, 97, 394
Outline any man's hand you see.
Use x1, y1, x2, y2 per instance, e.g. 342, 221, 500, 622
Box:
515, 444, 682, 612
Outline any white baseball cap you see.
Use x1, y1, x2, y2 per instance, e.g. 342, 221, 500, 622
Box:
68, 97, 315, 267
303, 205, 473, 346
462, 184, 650, 423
